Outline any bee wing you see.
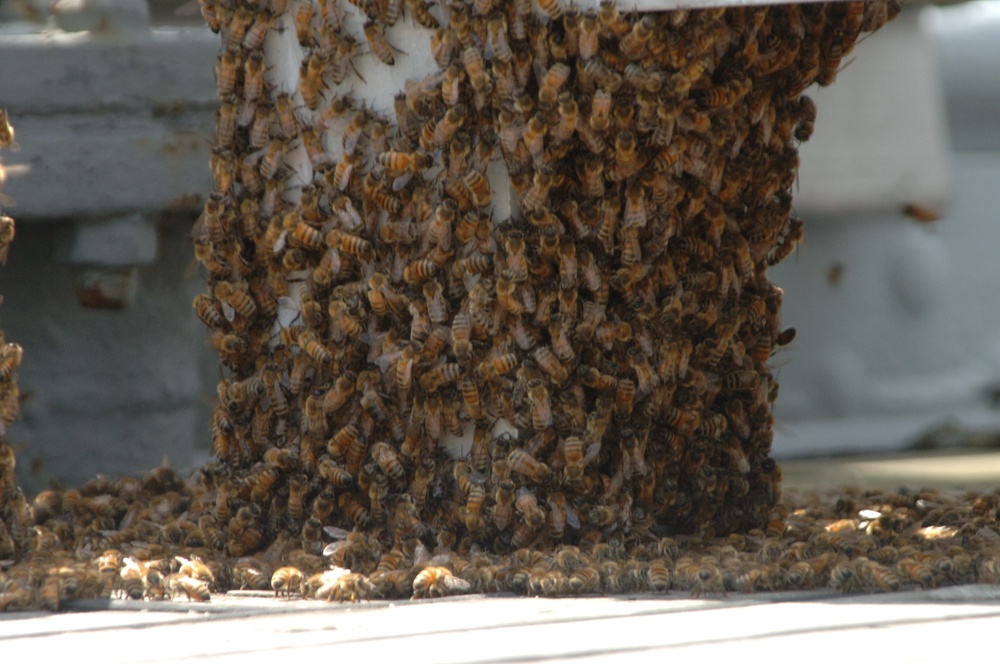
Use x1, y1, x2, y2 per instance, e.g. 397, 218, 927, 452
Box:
413, 541, 432, 565
444, 575, 472, 593
583, 441, 601, 465
273, 229, 289, 255
323, 525, 351, 540
322, 540, 350, 557
277, 295, 298, 310
220, 300, 237, 323
565, 503, 581, 530
392, 172, 414, 192
237, 99, 257, 127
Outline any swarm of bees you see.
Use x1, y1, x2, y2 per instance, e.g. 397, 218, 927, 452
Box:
6, 468, 1000, 610
1, 0, 930, 612
0, 109, 30, 574
191, 0, 902, 558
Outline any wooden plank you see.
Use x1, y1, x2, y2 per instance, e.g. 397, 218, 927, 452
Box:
4, 588, 1000, 663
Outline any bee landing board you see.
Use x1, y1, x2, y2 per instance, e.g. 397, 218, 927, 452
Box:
193, 0, 899, 564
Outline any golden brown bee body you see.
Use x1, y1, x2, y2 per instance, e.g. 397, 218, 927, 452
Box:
465, 485, 486, 531
412, 566, 473, 599
271, 566, 305, 598
167, 574, 211, 602
364, 21, 399, 65
508, 448, 552, 484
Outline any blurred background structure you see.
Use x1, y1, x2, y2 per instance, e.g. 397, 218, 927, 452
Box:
0, 0, 999, 492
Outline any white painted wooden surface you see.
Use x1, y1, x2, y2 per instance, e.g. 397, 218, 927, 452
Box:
4, 587, 1000, 663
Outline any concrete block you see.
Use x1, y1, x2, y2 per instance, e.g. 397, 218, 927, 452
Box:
1, 221, 215, 492
2, 112, 214, 220
796, 9, 951, 215
0, 28, 218, 115
60, 215, 158, 267
771, 152, 1000, 458
928, 3, 1000, 151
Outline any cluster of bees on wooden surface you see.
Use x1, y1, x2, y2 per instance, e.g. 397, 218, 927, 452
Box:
7, 472, 1000, 609
0, 1, 919, 610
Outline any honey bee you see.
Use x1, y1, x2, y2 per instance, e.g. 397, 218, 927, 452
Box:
0, 341, 22, 386
257, 138, 288, 181
646, 561, 671, 593
531, 0, 563, 23
330, 230, 376, 264
425, 106, 466, 152
319, 456, 354, 488
377, 151, 432, 175
512, 486, 545, 529
310, 489, 336, 523
323, 373, 357, 414
361, 388, 391, 425
525, 379, 553, 430
295, 2, 315, 45
364, 21, 400, 65
529, 346, 566, 386
783, 560, 815, 589
497, 109, 523, 159
902, 203, 941, 224
412, 566, 472, 599
38, 576, 63, 611
577, 156, 613, 200
557, 435, 584, 483
251, 466, 281, 502
240, 50, 266, 104
547, 314, 575, 363
370, 441, 405, 488
213, 45, 241, 99
494, 277, 521, 316
167, 574, 211, 602
286, 472, 309, 521
680, 557, 727, 599
544, 95, 578, 146
328, 300, 364, 340
289, 221, 324, 254
417, 280, 447, 325
500, 230, 528, 283
267, 566, 304, 599
173, 555, 215, 588
465, 484, 486, 531
827, 557, 861, 592
297, 330, 332, 365
856, 560, 901, 593
407, 0, 440, 28
0, 212, 14, 267
464, 170, 492, 208
327, 151, 359, 192
362, 274, 401, 318
339, 494, 373, 529
477, 352, 518, 380
404, 258, 439, 285
895, 557, 935, 589
508, 448, 551, 484
519, 169, 554, 214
